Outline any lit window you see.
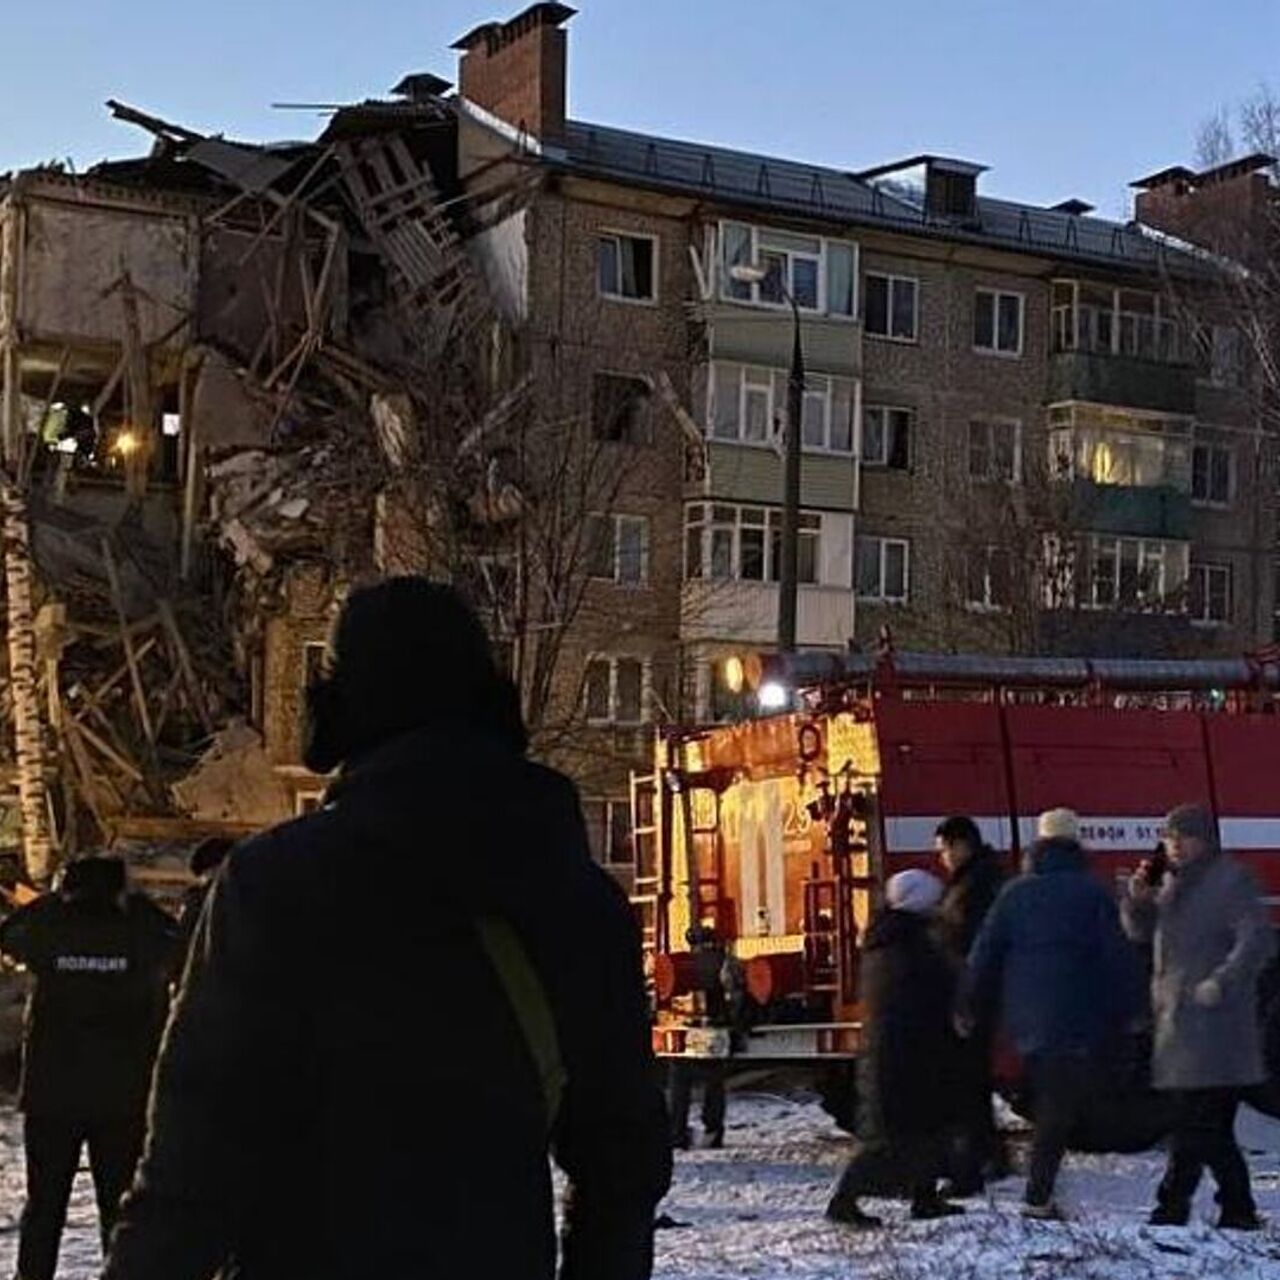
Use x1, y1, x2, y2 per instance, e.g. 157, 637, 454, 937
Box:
974, 290, 1023, 355
597, 233, 657, 301
864, 273, 918, 341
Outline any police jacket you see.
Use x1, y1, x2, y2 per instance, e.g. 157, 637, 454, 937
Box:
0, 889, 178, 1117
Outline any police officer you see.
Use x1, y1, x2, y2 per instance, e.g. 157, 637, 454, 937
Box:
0, 856, 178, 1280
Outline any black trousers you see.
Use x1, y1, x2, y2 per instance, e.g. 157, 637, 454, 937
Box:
17, 1111, 145, 1280
1025, 1054, 1096, 1207
669, 1061, 726, 1141
1157, 1089, 1255, 1217
949, 1034, 1002, 1187
832, 1134, 942, 1208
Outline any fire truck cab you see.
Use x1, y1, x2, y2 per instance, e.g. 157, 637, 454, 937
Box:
633, 649, 1280, 1068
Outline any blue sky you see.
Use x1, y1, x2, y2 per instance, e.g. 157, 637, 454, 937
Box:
2, 1, 1275, 218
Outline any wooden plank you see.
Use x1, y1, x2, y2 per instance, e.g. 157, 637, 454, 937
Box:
100, 537, 155, 745
158, 599, 213, 733
73, 716, 146, 784
105, 815, 263, 842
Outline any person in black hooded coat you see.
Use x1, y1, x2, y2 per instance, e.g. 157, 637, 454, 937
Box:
104, 578, 672, 1280
827, 870, 963, 1228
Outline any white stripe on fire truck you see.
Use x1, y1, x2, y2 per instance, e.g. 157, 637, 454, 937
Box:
885, 816, 1280, 854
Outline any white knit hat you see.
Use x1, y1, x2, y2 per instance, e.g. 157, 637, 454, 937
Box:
886, 869, 945, 915
1037, 807, 1081, 842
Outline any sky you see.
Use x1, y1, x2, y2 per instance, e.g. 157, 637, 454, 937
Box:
1, 1, 1276, 220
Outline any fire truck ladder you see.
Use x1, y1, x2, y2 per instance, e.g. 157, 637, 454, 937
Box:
675, 769, 728, 939
629, 770, 667, 958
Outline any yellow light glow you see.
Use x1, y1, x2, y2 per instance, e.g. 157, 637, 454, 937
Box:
723, 655, 746, 694
113, 430, 140, 458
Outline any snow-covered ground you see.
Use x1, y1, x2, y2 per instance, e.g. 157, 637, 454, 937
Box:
2, 1094, 1279, 1278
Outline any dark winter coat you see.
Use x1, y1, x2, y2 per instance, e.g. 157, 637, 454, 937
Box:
856, 908, 960, 1144
965, 838, 1143, 1059
104, 724, 672, 1280
1122, 849, 1276, 1090
934, 846, 1006, 968
0, 890, 178, 1119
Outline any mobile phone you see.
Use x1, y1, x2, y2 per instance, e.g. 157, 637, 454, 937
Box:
1143, 844, 1169, 888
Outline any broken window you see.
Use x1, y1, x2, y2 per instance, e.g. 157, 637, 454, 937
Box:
864, 273, 918, 341
597, 233, 657, 302
965, 546, 1013, 610
862, 405, 912, 470
592, 372, 653, 444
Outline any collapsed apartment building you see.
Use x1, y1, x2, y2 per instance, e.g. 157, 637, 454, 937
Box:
0, 75, 600, 884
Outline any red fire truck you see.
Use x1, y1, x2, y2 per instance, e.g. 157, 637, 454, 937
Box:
633, 648, 1280, 1073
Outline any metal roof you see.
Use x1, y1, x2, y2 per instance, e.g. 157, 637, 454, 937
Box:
558, 119, 1204, 274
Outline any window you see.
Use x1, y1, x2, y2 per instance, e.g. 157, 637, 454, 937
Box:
1199, 324, 1245, 388
864, 273, 918, 341
597, 233, 656, 302
1189, 563, 1232, 626
585, 798, 633, 867
583, 656, 649, 725
1051, 279, 1186, 364
861, 405, 912, 469
295, 791, 325, 816
587, 514, 649, 585
968, 420, 1021, 482
302, 641, 327, 691
1191, 442, 1233, 507
592, 373, 653, 444
854, 535, 909, 602
708, 362, 854, 453
720, 221, 856, 318
708, 661, 747, 723
685, 503, 820, 585
1088, 537, 1184, 609
965, 546, 1012, 610
974, 289, 1023, 356
1048, 405, 1192, 489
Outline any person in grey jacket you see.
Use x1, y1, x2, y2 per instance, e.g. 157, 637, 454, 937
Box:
1121, 803, 1276, 1230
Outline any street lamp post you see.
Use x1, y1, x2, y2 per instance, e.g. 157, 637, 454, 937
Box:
731, 264, 804, 654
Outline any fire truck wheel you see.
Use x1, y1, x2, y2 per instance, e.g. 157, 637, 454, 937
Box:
816, 1063, 858, 1134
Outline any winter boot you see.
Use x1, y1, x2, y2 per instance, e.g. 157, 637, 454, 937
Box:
1217, 1208, 1263, 1232
1021, 1200, 1065, 1222
704, 1129, 724, 1150
671, 1128, 692, 1151
910, 1196, 965, 1221
826, 1194, 883, 1230
1147, 1204, 1189, 1227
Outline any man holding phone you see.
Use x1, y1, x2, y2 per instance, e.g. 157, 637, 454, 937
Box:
1122, 804, 1275, 1230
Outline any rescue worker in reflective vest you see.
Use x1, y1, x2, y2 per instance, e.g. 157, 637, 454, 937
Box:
0, 856, 178, 1280
669, 924, 742, 1150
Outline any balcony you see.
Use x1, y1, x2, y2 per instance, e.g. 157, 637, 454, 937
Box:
1068, 480, 1192, 541
703, 301, 862, 379
1049, 350, 1197, 415
681, 580, 855, 648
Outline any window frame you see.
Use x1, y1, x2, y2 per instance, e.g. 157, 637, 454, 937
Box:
964, 545, 1013, 612
967, 418, 1023, 483
1191, 441, 1234, 508
584, 796, 635, 867
1189, 561, 1233, 627
596, 230, 659, 305
1087, 536, 1184, 610
684, 502, 821, 586
718, 221, 858, 320
854, 534, 910, 603
860, 404, 913, 470
586, 512, 651, 586
706, 361, 856, 455
863, 272, 919, 343
973, 288, 1025, 357
583, 655, 652, 726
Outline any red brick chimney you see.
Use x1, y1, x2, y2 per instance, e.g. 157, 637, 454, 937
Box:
453, 4, 575, 144
1133, 154, 1276, 263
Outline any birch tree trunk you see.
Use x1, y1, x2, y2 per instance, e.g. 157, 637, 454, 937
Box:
2, 482, 53, 883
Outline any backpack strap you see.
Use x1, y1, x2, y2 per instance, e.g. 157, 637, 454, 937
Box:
476, 916, 567, 1135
